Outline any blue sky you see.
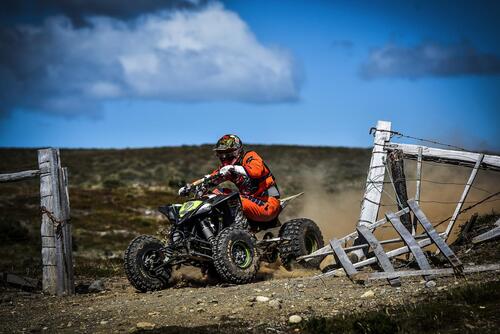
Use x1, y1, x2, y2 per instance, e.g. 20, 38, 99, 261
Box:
0, 0, 499, 150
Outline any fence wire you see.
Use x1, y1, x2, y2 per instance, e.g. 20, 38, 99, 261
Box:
361, 141, 500, 229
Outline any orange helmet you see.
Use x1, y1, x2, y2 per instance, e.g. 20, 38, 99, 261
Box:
214, 134, 243, 166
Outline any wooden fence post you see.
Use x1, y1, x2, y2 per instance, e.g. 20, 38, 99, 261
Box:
60, 167, 74, 294
38, 148, 73, 295
352, 121, 391, 259
387, 149, 412, 232
358, 120, 392, 227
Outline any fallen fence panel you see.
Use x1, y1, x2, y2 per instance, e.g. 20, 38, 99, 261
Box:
316, 237, 436, 279
358, 264, 500, 282
299, 207, 410, 261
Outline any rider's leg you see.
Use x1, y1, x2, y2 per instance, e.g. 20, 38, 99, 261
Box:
240, 196, 280, 222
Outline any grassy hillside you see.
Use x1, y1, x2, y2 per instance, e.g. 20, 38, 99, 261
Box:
0, 145, 371, 193
0, 145, 371, 276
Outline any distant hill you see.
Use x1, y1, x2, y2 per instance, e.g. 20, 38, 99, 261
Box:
1, 145, 499, 277
0, 145, 372, 276
0, 145, 372, 195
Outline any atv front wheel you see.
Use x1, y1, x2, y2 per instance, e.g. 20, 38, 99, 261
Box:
278, 218, 324, 270
212, 227, 259, 284
124, 235, 171, 292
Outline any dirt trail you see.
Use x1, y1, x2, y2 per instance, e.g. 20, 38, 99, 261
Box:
1, 267, 499, 334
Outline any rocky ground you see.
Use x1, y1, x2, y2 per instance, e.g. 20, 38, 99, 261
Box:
1, 209, 499, 333
1, 264, 499, 334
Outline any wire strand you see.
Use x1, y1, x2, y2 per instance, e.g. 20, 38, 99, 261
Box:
372, 128, 468, 152
433, 191, 500, 228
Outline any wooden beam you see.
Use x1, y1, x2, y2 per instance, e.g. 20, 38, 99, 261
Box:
408, 199, 463, 271
358, 264, 500, 281
387, 149, 412, 231
385, 143, 500, 171
60, 167, 74, 294
444, 154, 484, 241
386, 212, 433, 280
357, 226, 401, 286
1, 272, 40, 290
329, 239, 358, 278
472, 225, 500, 244
298, 207, 410, 261
0, 170, 40, 183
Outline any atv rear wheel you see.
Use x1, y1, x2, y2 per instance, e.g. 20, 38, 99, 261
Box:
212, 226, 259, 284
278, 218, 324, 270
124, 235, 171, 292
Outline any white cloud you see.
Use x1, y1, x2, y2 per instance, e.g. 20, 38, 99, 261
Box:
0, 3, 301, 116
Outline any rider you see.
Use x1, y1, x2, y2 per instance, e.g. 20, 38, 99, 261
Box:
179, 134, 281, 222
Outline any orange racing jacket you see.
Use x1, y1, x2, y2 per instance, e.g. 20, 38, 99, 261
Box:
212, 151, 279, 198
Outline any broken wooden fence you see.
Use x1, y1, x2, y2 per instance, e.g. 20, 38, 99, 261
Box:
0, 148, 74, 295
300, 120, 500, 285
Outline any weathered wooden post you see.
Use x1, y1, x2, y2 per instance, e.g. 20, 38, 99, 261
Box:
38, 148, 73, 295
387, 149, 412, 232
60, 167, 75, 294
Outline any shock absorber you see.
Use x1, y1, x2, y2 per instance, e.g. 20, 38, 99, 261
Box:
163, 230, 182, 263
200, 219, 215, 244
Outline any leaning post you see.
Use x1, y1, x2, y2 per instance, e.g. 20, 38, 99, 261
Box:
358, 120, 391, 227
387, 149, 412, 232
352, 120, 391, 259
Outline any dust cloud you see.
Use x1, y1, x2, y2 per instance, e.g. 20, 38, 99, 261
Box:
289, 168, 364, 241
291, 161, 500, 246
172, 161, 499, 281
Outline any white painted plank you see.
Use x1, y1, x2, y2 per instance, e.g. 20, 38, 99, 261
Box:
360, 264, 500, 281
386, 143, 500, 170
472, 226, 500, 244
415, 146, 423, 205
444, 154, 484, 240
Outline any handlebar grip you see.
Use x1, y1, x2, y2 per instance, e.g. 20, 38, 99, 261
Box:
191, 178, 204, 186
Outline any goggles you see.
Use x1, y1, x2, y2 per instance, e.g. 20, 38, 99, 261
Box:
216, 150, 238, 160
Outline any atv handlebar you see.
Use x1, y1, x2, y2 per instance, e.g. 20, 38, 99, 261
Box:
180, 173, 220, 198
191, 177, 207, 187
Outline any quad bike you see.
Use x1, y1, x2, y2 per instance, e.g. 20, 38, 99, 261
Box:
124, 173, 324, 292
